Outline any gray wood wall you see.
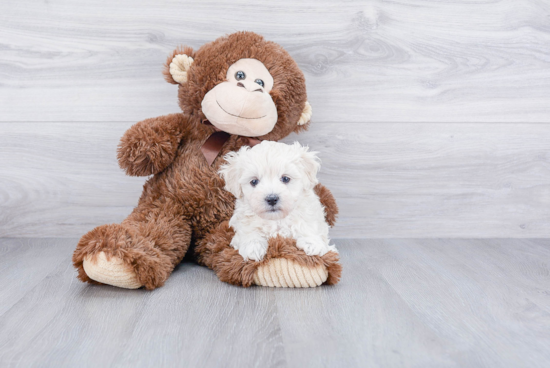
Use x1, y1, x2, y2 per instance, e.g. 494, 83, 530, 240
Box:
1, 0, 550, 238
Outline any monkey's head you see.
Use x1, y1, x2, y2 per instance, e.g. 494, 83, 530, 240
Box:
163, 32, 312, 141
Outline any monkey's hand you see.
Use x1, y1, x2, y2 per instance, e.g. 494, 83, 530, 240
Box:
314, 183, 339, 227
117, 113, 187, 176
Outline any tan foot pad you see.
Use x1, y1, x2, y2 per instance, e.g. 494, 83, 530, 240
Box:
253, 258, 328, 288
83, 251, 142, 289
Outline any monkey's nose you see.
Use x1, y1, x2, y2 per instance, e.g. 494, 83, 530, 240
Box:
265, 194, 279, 206
237, 82, 262, 93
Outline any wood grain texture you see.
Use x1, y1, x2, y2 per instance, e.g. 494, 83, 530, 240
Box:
0, 238, 549, 368
1, 0, 550, 122
0, 239, 71, 316
2, 122, 550, 238
0, 123, 145, 237
2, 0, 550, 238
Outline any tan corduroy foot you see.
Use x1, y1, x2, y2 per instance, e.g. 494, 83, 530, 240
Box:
253, 258, 328, 287
83, 251, 142, 289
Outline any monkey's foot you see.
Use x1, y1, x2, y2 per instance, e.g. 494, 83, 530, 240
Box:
83, 251, 142, 289
253, 258, 328, 288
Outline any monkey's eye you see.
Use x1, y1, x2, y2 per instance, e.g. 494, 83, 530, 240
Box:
255, 79, 264, 87
281, 176, 291, 184
250, 179, 259, 187
235, 71, 246, 80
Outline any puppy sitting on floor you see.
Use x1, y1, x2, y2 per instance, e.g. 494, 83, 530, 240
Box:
219, 141, 338, 262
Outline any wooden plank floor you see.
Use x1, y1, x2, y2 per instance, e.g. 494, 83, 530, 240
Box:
0, 238, 549, 368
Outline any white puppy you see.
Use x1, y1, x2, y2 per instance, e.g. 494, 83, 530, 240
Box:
219, 141, 338, 262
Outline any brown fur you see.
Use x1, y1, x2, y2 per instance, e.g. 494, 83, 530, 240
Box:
195, 222, 342, 287
167, 31, 311, 141
162, 46, 196, 85
72, 32, 341, 289
314, 184, 339, 227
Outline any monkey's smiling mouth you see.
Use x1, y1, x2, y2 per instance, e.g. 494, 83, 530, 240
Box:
216, 100, 266, 120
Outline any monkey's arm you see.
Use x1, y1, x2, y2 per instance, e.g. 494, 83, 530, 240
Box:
314, 183, 339, 227
117, 113, 188, 176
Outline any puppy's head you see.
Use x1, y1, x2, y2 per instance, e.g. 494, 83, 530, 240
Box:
219, 141, 320, 220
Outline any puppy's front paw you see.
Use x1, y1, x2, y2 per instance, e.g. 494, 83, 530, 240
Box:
296, 237, 336, 256
233, 237, 269, 262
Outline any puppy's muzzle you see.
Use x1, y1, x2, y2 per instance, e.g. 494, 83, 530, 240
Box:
265, 194, 279, 207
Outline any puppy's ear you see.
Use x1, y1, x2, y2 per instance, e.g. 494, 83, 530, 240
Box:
296, 142, 321, 191
218, 148, 246, 198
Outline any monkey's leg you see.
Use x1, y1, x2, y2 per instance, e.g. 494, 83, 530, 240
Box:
73, 197, 191, 290
195, 222, 342, 288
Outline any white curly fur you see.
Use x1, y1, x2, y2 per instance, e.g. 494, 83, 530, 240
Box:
219, 141, 337, 261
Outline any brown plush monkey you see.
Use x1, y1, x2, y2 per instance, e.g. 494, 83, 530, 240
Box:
72, 32, 341, 289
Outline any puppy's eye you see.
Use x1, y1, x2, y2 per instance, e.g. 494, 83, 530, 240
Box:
255, 79, 264, 87
250, 179, 259, 187
281, 176, 291, 184
235, 71, 246, 80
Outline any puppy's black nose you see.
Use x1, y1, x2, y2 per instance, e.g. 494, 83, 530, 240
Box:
265, 194, 279, 206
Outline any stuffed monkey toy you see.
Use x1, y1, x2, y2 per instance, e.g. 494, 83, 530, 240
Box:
72, 32, 342, 289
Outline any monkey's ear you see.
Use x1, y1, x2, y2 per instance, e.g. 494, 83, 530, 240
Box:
297, 101, 312, 126
163, 46, 195, 85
